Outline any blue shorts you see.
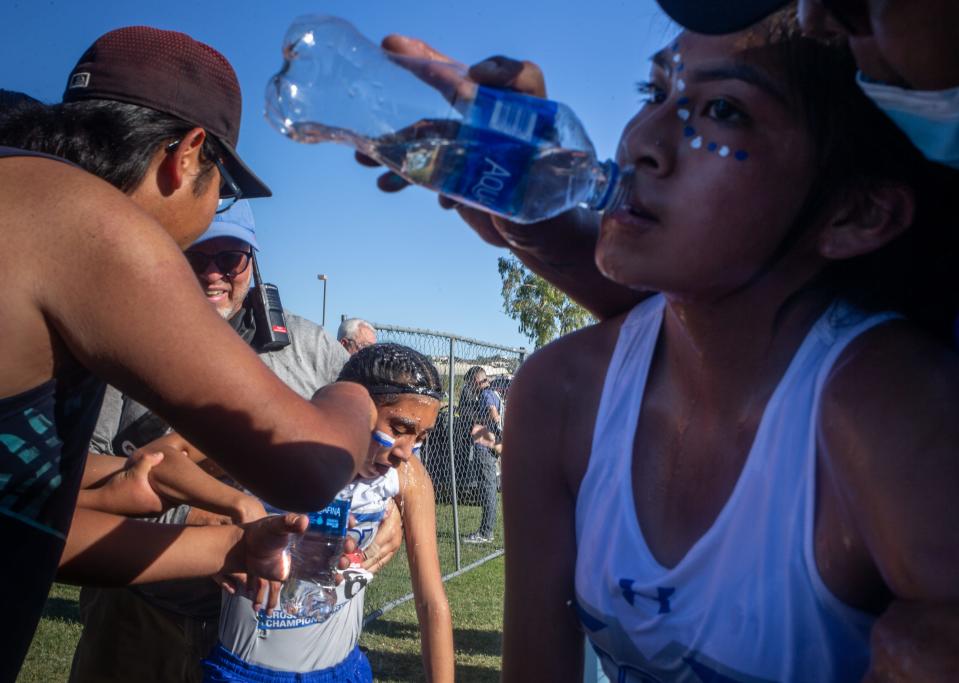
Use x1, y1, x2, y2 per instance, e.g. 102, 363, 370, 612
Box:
201, 643, 373, 683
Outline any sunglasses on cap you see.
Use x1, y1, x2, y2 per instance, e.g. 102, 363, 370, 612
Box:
184, 249, 252, 278
166, 137, 243, 214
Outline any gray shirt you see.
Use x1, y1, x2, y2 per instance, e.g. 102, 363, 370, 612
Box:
88, 309, 350, 618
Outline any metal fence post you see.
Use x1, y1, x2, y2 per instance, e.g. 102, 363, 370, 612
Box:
447, 335, 462, 571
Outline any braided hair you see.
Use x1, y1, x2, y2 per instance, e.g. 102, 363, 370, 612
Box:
337, 343, 444, 405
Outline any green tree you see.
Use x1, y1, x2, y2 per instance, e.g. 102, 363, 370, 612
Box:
498, 255, 596, 349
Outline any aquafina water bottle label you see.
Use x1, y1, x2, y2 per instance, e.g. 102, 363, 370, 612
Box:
306, 497, 351, 537
443, 86, 559, 216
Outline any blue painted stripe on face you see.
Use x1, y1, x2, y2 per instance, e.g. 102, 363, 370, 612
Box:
372, 430, 394, 448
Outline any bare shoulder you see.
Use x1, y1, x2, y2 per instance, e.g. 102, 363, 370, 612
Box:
397, 455, 434, 502
507, 312, 629, 489
0, 157, 163, 393
511, 312, 628, 416
0, 156, 171, 274
820, 320, 959, 449
819, 321, 959, 598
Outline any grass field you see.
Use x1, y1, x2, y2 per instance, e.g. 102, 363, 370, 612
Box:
17, 552, 505, 682
16, 499, 506, 682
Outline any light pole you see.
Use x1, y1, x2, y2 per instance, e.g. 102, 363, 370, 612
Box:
316, 274, 328, 328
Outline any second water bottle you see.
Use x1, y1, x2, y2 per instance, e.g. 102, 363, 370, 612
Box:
279, 484, 354, 621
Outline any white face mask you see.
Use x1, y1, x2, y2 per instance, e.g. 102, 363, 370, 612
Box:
857, 72, 959, 170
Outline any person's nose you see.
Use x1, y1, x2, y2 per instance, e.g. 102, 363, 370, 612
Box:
391, 439, 414, 464
617, 107, 675, 179
198, 260, 226, 282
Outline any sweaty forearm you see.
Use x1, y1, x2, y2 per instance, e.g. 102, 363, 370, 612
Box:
417, 598, 455, 683
80, 452, 126, 489
164, 382, 375, 514
147, 446, 257, 521
59, 507, 243, 586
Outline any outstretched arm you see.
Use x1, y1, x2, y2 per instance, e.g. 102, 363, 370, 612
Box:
78, 446, 266, 523
397, 456, 454, 683
21, 160, 375, 512
59, 507, 305, 587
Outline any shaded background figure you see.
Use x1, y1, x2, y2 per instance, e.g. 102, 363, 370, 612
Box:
338, 318, 377, 355
459, 366, 502, 544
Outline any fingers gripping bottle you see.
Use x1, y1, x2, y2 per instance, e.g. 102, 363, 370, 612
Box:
280, 484, 354, 621
265, 15, 629, 224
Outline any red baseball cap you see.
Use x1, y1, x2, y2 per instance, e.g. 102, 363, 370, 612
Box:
63, 26, 271, 198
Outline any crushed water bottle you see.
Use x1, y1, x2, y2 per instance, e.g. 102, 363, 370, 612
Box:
279, 484, 354, 621
265, 15, 629, 224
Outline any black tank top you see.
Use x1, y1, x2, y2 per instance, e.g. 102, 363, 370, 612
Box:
0, 146, 107, 682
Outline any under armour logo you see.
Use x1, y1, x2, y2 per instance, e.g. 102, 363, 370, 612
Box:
619, 579, 675, 614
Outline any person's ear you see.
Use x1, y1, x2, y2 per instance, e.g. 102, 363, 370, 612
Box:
158, 127, 208, 195
818, 182, 915, 260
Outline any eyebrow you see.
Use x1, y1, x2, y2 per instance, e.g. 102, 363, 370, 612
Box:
687, 62, 790, 107
391, 416, 419, 432
650, 49, 672, 75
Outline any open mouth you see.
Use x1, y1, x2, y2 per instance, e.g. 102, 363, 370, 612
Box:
607, 198, 660, 228
627, 202, 659, 222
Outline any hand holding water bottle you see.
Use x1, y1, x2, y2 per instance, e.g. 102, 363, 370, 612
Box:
266, 16, 626, 225
356, 34, 644, 320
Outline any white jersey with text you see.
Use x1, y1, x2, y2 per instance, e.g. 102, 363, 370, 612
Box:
217, 469, 399, 673
575, 295, 896, 682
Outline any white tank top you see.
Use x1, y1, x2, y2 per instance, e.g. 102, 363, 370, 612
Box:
217, 469, 400, 673
575, 295, 896, 682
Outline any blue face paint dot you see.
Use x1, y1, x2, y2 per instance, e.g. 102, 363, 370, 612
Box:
707, 142, 717, 151
683, 126, 695, 137
677, 63, 685, 72
672, 41, 680, 51
677, 97, 689, 106
734, 150, 749, 161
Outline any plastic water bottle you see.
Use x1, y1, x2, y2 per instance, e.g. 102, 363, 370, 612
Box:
279, 484, 354, 621
265, 15, 628, 224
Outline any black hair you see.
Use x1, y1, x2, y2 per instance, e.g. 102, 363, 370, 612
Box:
0, 89, 40, 113
459, 366, 487, 406
0, 98, 217, 195
748, 10, 959, 340
337, 343, 444, 406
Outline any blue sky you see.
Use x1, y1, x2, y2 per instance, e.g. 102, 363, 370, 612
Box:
2, 0, 676, 349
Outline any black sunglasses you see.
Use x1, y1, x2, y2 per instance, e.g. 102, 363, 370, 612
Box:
184, 250, 253, 278
166, 137, 243, 214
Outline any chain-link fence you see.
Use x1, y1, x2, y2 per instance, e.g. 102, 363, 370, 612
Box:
356, 322, 526, 624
